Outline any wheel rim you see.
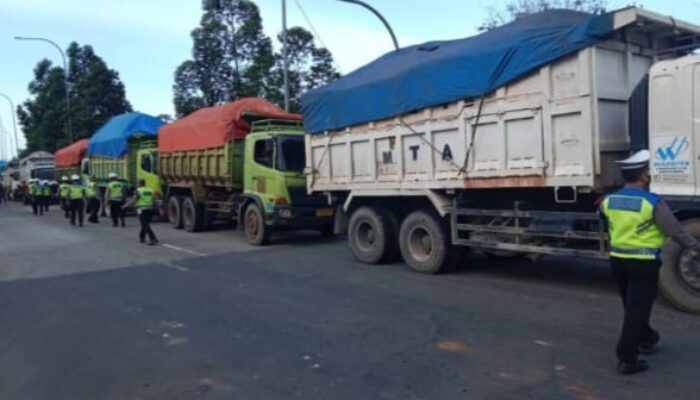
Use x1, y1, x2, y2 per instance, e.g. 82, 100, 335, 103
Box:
407, 225, 433, 263
246, 210, 259, 239
679, 249, 700, 293
356, 221, 377, 251
169, 201, 178, 223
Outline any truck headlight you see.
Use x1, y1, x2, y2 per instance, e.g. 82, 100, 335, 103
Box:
279, 208, 293, 219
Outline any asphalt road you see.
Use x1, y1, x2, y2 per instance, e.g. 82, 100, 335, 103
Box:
0, 201, 699, 400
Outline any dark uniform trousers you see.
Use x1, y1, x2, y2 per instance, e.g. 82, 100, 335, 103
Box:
41, 195, 50, 212
139, 209, 157, 243
87, 197, 100, 223
610, 257, 661, 363
110, 200, 125, 227
32, 196, 42, 216
70, 199, 85, 226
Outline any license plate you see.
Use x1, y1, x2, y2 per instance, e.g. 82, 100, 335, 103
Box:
316, 208, 334, 217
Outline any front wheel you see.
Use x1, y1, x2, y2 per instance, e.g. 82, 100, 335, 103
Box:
661, 219, 700, 314
244, 203, 269, 246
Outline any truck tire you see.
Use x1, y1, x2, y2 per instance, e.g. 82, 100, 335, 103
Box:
399, 210, 456, 274
168, 196, 183, 229
182, 197, 203, 233
660, 219, 700, 314
348, 206, 397, 264
244, 203, 269, 246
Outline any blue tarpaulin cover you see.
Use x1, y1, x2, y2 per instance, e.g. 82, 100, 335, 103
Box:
88, 113, 164, 158
302, 9, 615, 134
0, 160, 7, 173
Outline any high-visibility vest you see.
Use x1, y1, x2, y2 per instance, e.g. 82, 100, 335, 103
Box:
108, 181, 125, 201
601, 188, 666, 260
69, 185, 86, 200
41, 185, 51, 196
29, 183, 39, 196
86, 181, 97, 198
59, 183, 70, 198
135, 187, 155, 210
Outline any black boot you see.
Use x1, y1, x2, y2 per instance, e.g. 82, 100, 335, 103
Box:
617, 359, 649, 375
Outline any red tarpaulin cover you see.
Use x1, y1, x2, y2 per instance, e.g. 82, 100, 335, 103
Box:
54, 139, 89, 167
158, 98, 301, 153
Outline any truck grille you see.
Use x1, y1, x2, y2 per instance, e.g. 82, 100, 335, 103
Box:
287, 186, 328, 207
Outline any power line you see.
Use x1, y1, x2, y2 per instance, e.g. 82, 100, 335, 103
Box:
292, 0, 344, 74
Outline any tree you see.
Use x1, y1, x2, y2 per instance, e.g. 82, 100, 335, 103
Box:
268, 27, 340, 113
17, 43, 131, 153
174, 0, 275, 117
174, 2, 340, 116
480, 0, 608, 31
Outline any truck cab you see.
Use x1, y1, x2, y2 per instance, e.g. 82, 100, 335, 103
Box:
242, 120, 334, 243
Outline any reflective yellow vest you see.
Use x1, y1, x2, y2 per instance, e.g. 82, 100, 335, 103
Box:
69, 185, 86, 200
59, 183, 70, 198
135, 187, 155, 210
41, 185, 51, 196
86, 181, 97, 198
29, 183, 39, 196
601, 188, 666, 260
108, 181, 125, 201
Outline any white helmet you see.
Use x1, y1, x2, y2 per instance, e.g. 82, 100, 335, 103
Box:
108, 172, 118, 179
61, 176, 68, 182
71, 174, 80, 181
29, 178, 38, 183
41, 180, 48, 185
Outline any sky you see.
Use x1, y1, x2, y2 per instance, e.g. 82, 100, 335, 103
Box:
0, 0, 699, 159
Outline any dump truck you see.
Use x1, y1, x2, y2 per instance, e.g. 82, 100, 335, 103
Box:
158, 98, 334, 245
87, 112, 165, 197
303, 7, 700, 313
54, 139, 89, 183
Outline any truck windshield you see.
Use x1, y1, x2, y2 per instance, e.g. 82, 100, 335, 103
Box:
33, 168, 55, 180
276, 135, 305, 173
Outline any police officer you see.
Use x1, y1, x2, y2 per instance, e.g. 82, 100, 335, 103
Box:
106, 172, 126, 227
28, 178, 41, 216
601, 150, 699, 375
126, 178, 159, 245
58, 176, 70, 218
86, 175, 100, 223
67, 174, 86, 227
40, 180, 51, 212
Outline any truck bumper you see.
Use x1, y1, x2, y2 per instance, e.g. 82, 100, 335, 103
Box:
270, 206, 335, 229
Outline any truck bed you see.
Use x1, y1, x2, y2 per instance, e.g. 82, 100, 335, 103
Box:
159, 140, 245, 189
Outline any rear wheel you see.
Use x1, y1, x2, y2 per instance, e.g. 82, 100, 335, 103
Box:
182, 197, 203, 233
399, 210, 459, 274
348, 206, 397, 264
661, 219, 700, 314
168, 196, 183, 230
244, 203, 269, 246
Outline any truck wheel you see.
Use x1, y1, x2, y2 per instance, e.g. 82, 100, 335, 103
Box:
182, 197, 203, 233
168, 196, 183, 229
348, 206, 397, 264
244, 203, 269, 246
661, 219, 700, 314
399, 210, 455, 274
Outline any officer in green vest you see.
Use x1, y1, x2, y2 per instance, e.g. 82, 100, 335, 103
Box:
601, 150, 699, 375
28, 178, 40, 216
106, 172, 126, 228
58, 176, 70, 218
40, 180, 51, 213
67, 174, 86, 227
126, 178, 158, 245
86, 175, 100, 223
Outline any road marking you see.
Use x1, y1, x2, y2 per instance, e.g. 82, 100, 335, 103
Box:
160, 261, 190, 272
161, 243, 207, 257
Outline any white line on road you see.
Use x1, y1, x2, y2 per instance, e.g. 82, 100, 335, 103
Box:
160, 261, 190, 272
161, 244, 208, 257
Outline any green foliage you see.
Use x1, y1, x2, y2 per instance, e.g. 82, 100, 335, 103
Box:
174, 1, 340, 116
480, 0, 608, 31
18, 42, 132, 153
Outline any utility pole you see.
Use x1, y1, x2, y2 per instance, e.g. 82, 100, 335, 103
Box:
0, 92, 21, 158
282, 0, 290, 111
15, 36, 74, 143
337, 0, 399, 50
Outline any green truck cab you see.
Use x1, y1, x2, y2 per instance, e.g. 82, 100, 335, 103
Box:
160, 119, 334, 245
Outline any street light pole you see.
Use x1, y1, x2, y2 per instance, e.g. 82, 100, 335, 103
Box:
14, 36, 74, 143
282, 0, 290, 111
0, 92, 21, 159
337, 0, 399, 50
